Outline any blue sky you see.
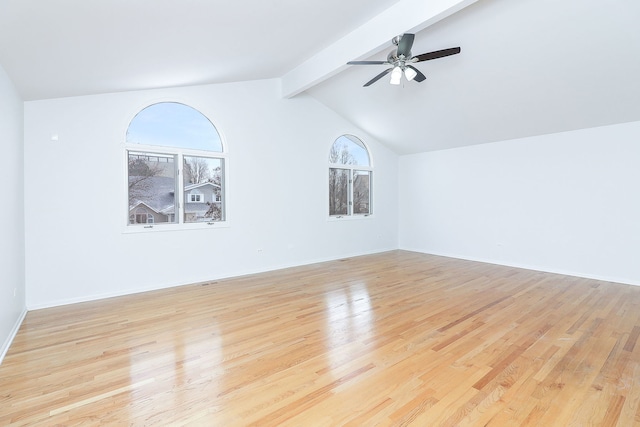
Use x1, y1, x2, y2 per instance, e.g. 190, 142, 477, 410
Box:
334, 134, 371, 166
127, 102, 222, 152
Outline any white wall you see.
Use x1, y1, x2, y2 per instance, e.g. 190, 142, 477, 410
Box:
399, 121, 640, 286
24, 79, 398, 309
0, 64, 26, 363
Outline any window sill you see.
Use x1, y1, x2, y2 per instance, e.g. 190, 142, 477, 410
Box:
328, 214, 374, 222
122, 221, 230, 233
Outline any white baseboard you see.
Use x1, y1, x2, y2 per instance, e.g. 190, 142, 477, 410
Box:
400, 247, 640, 287
0, 308, 27, 366
27, 247, 399, 311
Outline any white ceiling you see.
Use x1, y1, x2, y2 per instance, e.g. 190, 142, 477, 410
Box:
1, 0, 639, 154
0, 0, 403, 99
309, 0, 640, 153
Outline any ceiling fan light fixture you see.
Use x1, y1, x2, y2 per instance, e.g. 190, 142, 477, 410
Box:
404, 67, 417, 81
347, 33, 461, 87
390, 66, 402, 85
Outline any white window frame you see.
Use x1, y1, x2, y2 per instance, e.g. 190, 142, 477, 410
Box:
124, 144, 229, 232
328, 167, 373, 219
124, 101, 228, 233
328, 135, 373, 220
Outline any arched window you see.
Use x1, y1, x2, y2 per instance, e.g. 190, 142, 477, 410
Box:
329, 135, 372, 217
126, 102, 226, 227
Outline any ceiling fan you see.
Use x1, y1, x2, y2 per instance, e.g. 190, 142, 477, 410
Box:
347, 33, 461, 87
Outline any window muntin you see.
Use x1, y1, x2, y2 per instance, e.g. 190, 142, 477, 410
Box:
329, 135, 372, 217
126, 102, 225, 228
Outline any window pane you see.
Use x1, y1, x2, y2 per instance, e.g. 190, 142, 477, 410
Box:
329, 135, 370, 166
126, 102, 223, 152
183, 156, 224, 222
128, 151, 177, 224
353, 171, 371, 215
329, 168, 349, 216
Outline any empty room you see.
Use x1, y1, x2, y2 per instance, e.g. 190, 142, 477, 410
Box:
1, 0, 639, 425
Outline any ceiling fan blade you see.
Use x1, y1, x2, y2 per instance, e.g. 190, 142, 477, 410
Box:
364, 68, 393, 87
347, 60, 388, 65
414, 47, 461, 62
397, 33, 415, 57
407, 65, 426, 82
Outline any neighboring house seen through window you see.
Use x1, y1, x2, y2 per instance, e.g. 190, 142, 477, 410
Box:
329, 135, 372, 217
126, 102, 225, 227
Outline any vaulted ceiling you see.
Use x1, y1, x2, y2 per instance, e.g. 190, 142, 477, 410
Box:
1, 0, 639, 154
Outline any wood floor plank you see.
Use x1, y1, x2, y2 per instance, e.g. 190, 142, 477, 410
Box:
1, 250, 640, 426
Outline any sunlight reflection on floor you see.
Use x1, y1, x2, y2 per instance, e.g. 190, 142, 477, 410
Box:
324, 282, 375, 371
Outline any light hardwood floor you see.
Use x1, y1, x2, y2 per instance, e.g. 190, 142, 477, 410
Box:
2, 250, 640, 426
